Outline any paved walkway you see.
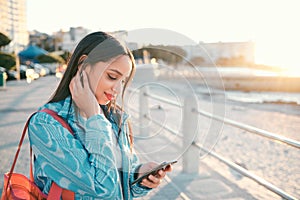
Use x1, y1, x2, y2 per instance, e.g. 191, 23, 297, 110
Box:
0, 76, 271, 199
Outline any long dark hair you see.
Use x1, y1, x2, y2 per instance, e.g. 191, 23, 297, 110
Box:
49, 31, 135, 148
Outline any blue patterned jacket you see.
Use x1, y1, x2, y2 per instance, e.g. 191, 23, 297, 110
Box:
28, 96, 151, 199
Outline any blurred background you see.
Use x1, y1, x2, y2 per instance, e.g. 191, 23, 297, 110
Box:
0, 0, 299, 199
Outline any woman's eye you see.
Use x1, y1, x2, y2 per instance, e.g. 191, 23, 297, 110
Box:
108, 74, 117, 80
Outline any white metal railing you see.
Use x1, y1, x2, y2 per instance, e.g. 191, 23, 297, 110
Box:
144, 92, 183, 108
194, 109, 300, 149
131, 87, 300, 149
128, 86, 299, 200
192, 142, 297, 200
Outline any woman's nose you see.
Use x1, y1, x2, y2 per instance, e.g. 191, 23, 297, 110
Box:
113, 81, 122, 94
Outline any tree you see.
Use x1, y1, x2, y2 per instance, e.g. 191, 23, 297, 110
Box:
216, 55, 248, 66
0, 32, 15, 70
0, 53, 16, 70
0, 32, 11, 47
36, 53, 65, 63
60, 51, 70, 63
132, 49, 143, 60
132, 45, 187, 66
189, 56, 206, 66
141, 45, 187, 65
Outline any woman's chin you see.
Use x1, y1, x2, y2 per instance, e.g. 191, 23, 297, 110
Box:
98, 100, 110, 105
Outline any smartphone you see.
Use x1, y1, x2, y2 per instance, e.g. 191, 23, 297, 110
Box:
79, 63, 87, 88
131, 160, 177, 186
80, 71, 84, 87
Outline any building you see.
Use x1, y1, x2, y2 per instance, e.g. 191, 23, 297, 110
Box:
0, 0, 28, 52
108, 30, 139, 51
108, 30, 255, 66
29, 30, 55, 51
53, 27, 91, 52
108, 30, 127, 43
182, 41, 255, 66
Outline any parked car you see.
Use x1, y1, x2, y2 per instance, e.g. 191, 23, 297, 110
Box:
42, 63, 58, 75
6, 70, 18, 80
33, 63, 50, 77
0, 66, 17, 81
20, 65, 39, 80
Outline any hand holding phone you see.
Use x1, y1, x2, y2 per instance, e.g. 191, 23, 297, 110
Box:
131, 160, 177, 186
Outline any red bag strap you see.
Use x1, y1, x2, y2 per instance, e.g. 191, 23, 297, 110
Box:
5, 112, 37, 193
5, 108, 75, 200
47, 182, 77, 200
40, 109, 74, 134
47, 182, 63, 199
36, 109, 75, 199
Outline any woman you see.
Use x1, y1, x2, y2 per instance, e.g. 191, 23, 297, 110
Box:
28, 31, 172, 199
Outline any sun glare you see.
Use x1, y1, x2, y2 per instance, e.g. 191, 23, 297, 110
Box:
255, 40, 300, 77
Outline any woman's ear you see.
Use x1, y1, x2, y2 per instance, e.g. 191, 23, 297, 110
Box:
78, 55, 88, 70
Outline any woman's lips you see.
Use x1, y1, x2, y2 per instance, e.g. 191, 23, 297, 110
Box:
105, 93, 114, 101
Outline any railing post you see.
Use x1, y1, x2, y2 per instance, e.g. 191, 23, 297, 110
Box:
139, 86, 149, 136
182, 95, 199, 173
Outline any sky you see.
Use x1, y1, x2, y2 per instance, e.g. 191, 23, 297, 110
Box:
27, 0, 300, 70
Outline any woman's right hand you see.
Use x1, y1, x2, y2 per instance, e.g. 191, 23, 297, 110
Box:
137, 162, 172, 188
69, 70, 102, 118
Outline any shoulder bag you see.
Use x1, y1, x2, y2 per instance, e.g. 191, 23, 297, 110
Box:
1, 109, 75, 200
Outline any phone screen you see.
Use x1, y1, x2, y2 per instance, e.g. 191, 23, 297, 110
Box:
131, 160, 177, 186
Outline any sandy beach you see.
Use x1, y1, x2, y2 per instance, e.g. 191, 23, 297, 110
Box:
129, 72, 300, 199
199, 92, 300, 199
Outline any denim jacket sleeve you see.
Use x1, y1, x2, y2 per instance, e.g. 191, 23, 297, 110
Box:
28, 112, 121, 199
